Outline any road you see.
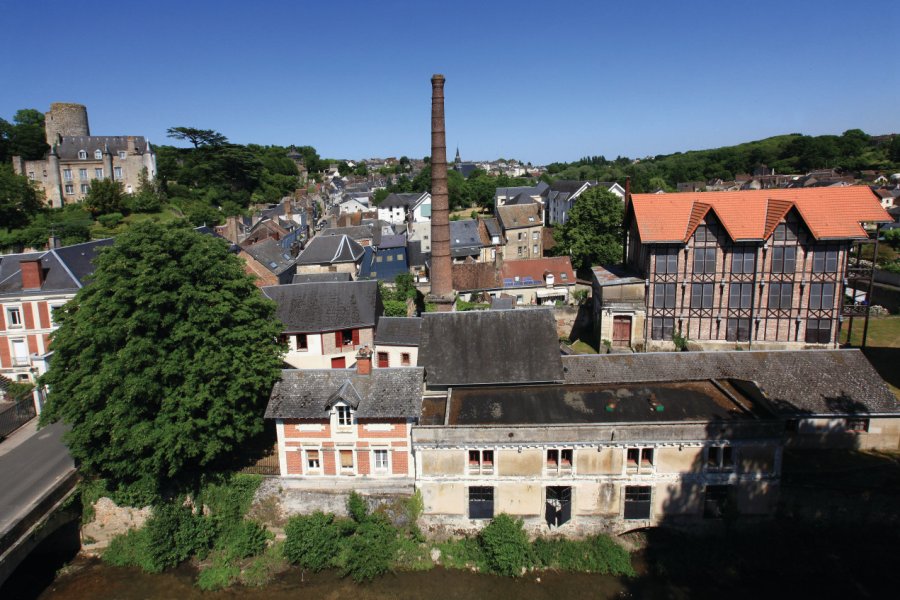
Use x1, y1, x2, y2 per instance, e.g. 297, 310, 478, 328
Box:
0, 422, 74, 536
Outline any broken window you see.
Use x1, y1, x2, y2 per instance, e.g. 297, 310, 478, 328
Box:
626, 448, 654, 472
341, 329, 354, 346
706, 446, 734, 472
468, 486, 494, 519
624, 486, 652, 520
295, 334, 308, 351
401, 352, 411, 366
546, 449, 573, 474
703, 485, 731, 519
468, 449, 494, 474
306, 449, 320, 470
845, 418, 869, 433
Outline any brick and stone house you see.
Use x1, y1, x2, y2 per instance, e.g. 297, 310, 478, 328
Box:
496, 204, 543, 260
262, 280, 382, 369
624, 187, 891, 350
294, 234, 365, 276
265, 348, 424, 480
0, 239, 112, 384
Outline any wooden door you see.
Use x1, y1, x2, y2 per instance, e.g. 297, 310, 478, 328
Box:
612, 316, 632, 346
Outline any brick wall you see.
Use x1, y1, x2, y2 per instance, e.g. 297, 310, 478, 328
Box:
286, 450, 303, 475
392, 450, 409, 475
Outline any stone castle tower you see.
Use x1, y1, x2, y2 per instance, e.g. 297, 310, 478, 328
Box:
44, 102, 90, 145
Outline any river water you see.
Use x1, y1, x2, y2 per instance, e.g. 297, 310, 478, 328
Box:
34, 559, 660, 600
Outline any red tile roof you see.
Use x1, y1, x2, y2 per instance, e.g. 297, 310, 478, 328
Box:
629, 186, 890, 243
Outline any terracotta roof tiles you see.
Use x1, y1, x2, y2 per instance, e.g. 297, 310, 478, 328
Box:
629, 186, 890, 243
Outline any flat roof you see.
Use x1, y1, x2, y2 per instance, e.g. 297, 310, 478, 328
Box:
444, 380, 770, 426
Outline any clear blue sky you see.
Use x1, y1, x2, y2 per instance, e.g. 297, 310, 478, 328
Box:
2, 0, 898, 165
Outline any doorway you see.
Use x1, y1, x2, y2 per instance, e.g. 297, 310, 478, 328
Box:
545, 486, 572, 528
612, 316, 632, 347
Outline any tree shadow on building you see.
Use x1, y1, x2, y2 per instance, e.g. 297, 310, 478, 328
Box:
621, 417, 900, 599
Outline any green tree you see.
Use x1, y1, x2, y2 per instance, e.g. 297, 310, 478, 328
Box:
0, 164, 43, 230
479, 514, 532, 577
553, 187, 623, 272
40, 223, 284, 497
890, 136, 900, 163
7, 109, 50, 160
83, 178, 125, 216
166, 127, 228, 148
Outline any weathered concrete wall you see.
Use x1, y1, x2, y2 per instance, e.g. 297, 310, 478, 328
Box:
496, 483, 542, 515
421, 482, 465, 515
575, 448, 622, 475
653, 481, 702, 516
421, 449, 465, 476
497, 449, 542, 476
736, 481, 778, 514
739, 445, 776, 474
656, 447, 702, 474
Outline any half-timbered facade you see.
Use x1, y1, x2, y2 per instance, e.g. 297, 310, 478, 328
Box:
624, 187, 891, 350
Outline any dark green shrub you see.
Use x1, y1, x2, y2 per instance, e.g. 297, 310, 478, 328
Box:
347, 491, 368, 523
197, 553, 240, 591
142, 503, 208, 572
383, 299, 407, 317
283, 512, 342, 571
103, 527, 152, 570
97, 212, 124, 228
532, 535, 634, 576
219, 519, 270, 560
479, 514, 533, 577
342, 514, 397, 582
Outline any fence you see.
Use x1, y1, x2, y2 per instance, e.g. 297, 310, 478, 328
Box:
238, 445, 280, 476
0, 397, 36, 440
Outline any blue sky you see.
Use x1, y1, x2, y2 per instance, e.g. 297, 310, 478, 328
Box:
2, 0, 898, 164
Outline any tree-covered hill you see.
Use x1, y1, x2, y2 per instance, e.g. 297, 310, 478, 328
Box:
547, 130, 900, 193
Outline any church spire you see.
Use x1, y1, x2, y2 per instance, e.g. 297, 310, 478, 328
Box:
454, 146, 461, 164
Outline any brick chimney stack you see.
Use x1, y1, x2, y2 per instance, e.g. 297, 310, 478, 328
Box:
429, 74, 452, 299
20, 259, 45, 290
356, 346, 373, 375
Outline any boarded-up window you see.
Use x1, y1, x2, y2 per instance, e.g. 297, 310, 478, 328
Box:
340, 450, 354, 469
352, 329, 360, 345
331, 356, 346, 369
377, 352, 389, 368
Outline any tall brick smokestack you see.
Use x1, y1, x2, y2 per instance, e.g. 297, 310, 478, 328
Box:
429, 74, 452, 298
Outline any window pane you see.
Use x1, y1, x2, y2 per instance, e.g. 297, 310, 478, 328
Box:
825, 250, 838, 272
812, 252, 825, 273
340, 450, 353, 468
783, 247, 796, 273
665, 284, 676, 309
781, 284, 793, 309
822, 283, 834, 310
691, 284, 702, 309
729, 284, 740, 309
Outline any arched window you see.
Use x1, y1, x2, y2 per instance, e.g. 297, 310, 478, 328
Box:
78, 150, 87, 159
94, 149, 102, 160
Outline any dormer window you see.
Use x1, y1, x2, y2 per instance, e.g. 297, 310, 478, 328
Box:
118, 151, 127, 159
336, 405, 352, 426
78, 150, 87, 159
94, 149, 102, 160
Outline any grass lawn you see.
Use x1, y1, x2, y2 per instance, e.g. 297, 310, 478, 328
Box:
569, 339, 598, 354
840, 315, 900, 399
90, 206, 185, 237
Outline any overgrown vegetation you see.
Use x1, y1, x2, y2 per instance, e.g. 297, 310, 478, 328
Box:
102, 474, 272, 589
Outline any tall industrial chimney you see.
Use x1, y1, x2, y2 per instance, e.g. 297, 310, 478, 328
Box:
429, 74, 452, 299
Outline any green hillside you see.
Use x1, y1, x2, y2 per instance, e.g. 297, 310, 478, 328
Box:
547, 130, 900, 193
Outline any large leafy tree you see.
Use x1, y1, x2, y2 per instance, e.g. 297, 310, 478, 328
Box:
83, 178, 125, 215
40, 223, 284, 497
0, 164, 43, 230
553, 187, 624, 272
166, 126, 228, 148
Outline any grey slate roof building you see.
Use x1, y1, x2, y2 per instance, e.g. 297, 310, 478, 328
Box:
55, 136, 151, 161
265, 367, 424, 419
296, 234, 364, 266
417, 309, 564, 387
449, 219, 484, 258
261, 281, 381, 333
291, 272, 353, 284
0, 238, 114, 297
379, 193, 425, 208
242, 238, 297, 283
320, 224, 380, 246
496, 203, 542, 230
561, 350, 899, 416
375, 317, 423, 347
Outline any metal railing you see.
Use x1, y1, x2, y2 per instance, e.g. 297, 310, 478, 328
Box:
0, 397, 36, 439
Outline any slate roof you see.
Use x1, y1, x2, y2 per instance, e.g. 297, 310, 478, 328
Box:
296, 235, 364, 265
358, 246, 409, 282
55, 136, 151, 160
450, 220, 484, 257
502, 257, 575, 286
561, 350, 899, 416
0, 238, 114, 297
497, 203, 541, 230
375, 317, 423, 346
407, 240, 430, 268
266, 367, 424, 419
261, 281, 380, 332
549, 180, 592, 195
379, 192, 425, 208
628, 187, 891, 243
378, 234, 407, 249
320, 224, 380, 246
243, 238, 296, 275
482, 217, 503, 240
417, 309, 564, 386
490, 297, 515, 310
291, 272, 352, 284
